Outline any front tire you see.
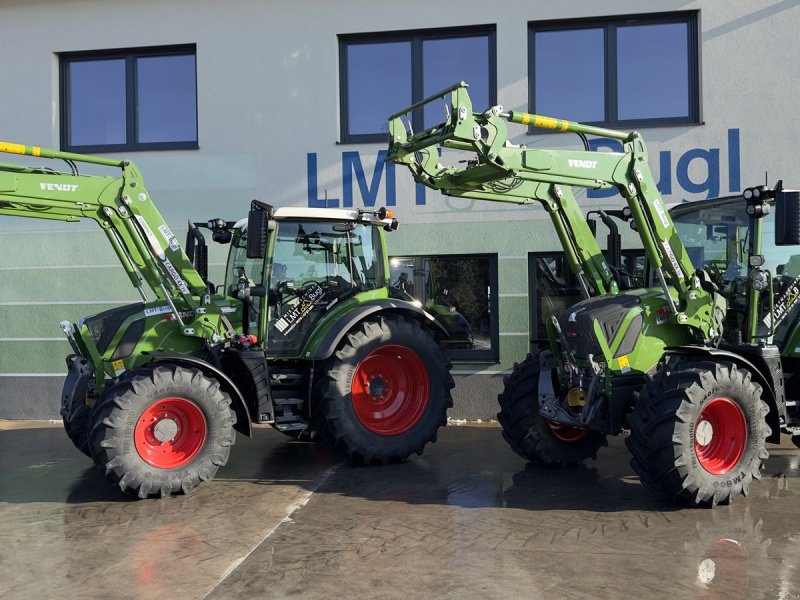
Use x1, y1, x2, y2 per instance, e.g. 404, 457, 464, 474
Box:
60, 356, 93, 457
312, 315, 453, 464
497, 353, 606, 466
89, 364, 237, 498
626, 358, 769, 507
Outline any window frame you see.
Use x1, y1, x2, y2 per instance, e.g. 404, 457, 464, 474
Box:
528, 11, 701, 130
59, 44, 198, 153
389, 253, 499, 362
338, 25, 497, 144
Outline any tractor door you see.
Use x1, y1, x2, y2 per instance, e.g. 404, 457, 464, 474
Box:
264, 220, 384, 356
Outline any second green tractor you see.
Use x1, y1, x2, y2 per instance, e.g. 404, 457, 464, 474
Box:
387, 82, 800, 507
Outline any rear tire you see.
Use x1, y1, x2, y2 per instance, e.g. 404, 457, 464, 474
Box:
312, 315, 453, 464
89, 364, 237, 498
497, 353, 606, 466
626, 357, 769, 507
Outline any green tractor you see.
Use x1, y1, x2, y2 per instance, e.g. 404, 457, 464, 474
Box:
387, 82, 800, 506
0, 142, 454, 498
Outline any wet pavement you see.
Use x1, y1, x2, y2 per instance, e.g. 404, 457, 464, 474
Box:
0, 422, 798, 600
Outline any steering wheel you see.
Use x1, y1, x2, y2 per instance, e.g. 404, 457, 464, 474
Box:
277, 279, 326, 301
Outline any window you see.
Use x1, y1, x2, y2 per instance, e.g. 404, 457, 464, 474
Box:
529, 12, 699, 128
60, 45, 197, 152
389, 255, 498, 361
339, 27, 496, 143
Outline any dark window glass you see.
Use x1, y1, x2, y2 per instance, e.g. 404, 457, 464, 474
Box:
137, 54, 197, 143
530, 12, 698, 128
340, 27, 495, 143
61, 45, 197, 152
529, 254, 584, 347
534, 28, 605, 122
390, 255, 498, 361
422, 36, 490, 128
617, 23, 689, 120
528, 250, 645, 349
346, 42, 412, 137
68, 59, 127, 147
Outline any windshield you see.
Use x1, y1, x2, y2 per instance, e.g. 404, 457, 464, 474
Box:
673, 202, 750, 283
270, 221, 382, 291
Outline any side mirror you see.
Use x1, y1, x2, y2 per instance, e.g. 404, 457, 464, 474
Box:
246, 200, 274, 259
775, 189, 800, 246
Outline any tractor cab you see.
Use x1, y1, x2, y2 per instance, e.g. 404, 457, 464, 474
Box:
670, 185, 800, 353
226, 205, 397, 357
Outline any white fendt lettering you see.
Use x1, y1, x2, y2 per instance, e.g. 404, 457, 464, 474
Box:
567, 159, 598, 169
39, 183, 78, 192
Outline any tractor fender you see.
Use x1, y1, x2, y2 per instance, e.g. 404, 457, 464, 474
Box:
310, 299, 448, 361
143, 353, 252, 437
664, 345, 784, 444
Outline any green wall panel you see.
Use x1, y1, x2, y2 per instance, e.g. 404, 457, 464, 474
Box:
0, 340, 71, 373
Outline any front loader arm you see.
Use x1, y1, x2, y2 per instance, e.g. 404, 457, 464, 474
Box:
0, 142, 209, 325
386, 82, 722, 339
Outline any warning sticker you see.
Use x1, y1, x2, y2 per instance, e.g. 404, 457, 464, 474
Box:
617, 355, 631, 374
112, 359, 126, 376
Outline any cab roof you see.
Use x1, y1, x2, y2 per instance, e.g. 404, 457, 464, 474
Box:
233, 206, 395, 229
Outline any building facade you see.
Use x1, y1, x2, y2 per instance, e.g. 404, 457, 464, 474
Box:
1, 0, 798, 418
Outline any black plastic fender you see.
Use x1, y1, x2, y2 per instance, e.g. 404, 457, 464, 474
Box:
312, 299, 449, 361
61, 354, 93, 416
664, 345, 785, 444
143, 353, 253, 437
61, 354, 94, 400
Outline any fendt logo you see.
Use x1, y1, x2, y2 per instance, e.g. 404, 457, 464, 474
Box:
39, 183, 78, 192
567, 159, 598, 169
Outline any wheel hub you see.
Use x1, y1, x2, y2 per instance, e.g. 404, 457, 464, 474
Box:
153, 417, 179, 443
695, 419, 714, 446
369, 377, 386, 400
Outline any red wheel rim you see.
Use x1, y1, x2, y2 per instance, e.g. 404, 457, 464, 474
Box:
134, 398, 207, 469
351, 345, 429, 436
694, 397, 747, 475
547, 420, 588, 442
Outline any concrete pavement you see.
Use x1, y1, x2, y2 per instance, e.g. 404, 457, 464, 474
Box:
0, 422, 798, 599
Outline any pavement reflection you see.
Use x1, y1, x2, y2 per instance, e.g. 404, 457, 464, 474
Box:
0, 424, 797, 599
